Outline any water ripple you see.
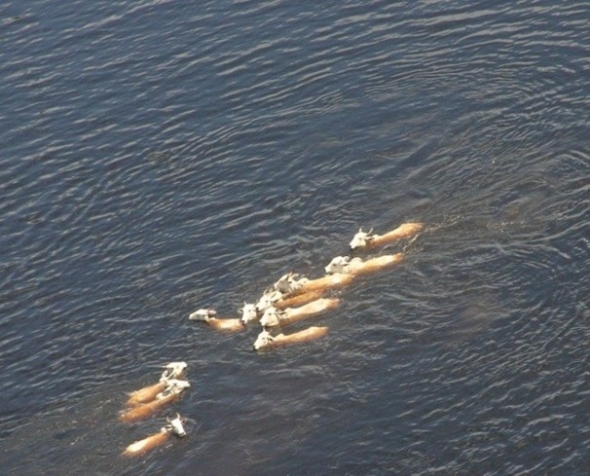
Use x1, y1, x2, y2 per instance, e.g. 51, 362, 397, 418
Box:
1, 0, 590, 474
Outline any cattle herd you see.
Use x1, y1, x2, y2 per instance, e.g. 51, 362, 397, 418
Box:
120, 222, 424, 456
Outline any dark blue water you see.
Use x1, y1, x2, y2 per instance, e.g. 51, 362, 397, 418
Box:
1, 0, 589, 474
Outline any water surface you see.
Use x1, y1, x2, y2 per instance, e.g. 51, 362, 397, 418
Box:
1, 0, 589, 474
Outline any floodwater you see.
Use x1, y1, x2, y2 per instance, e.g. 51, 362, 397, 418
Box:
1, 0, 589, 474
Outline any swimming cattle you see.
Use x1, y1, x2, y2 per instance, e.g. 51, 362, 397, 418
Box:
259, 298, 340, 328
120, 379, 190, 423
272, 271, 355, 297
324, 253, 404, 276
188, 308, 245, 331
253, 326, 329, 351
122, 414, 186, 457
126, 361, 187, 406
349, 222, 423, 250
